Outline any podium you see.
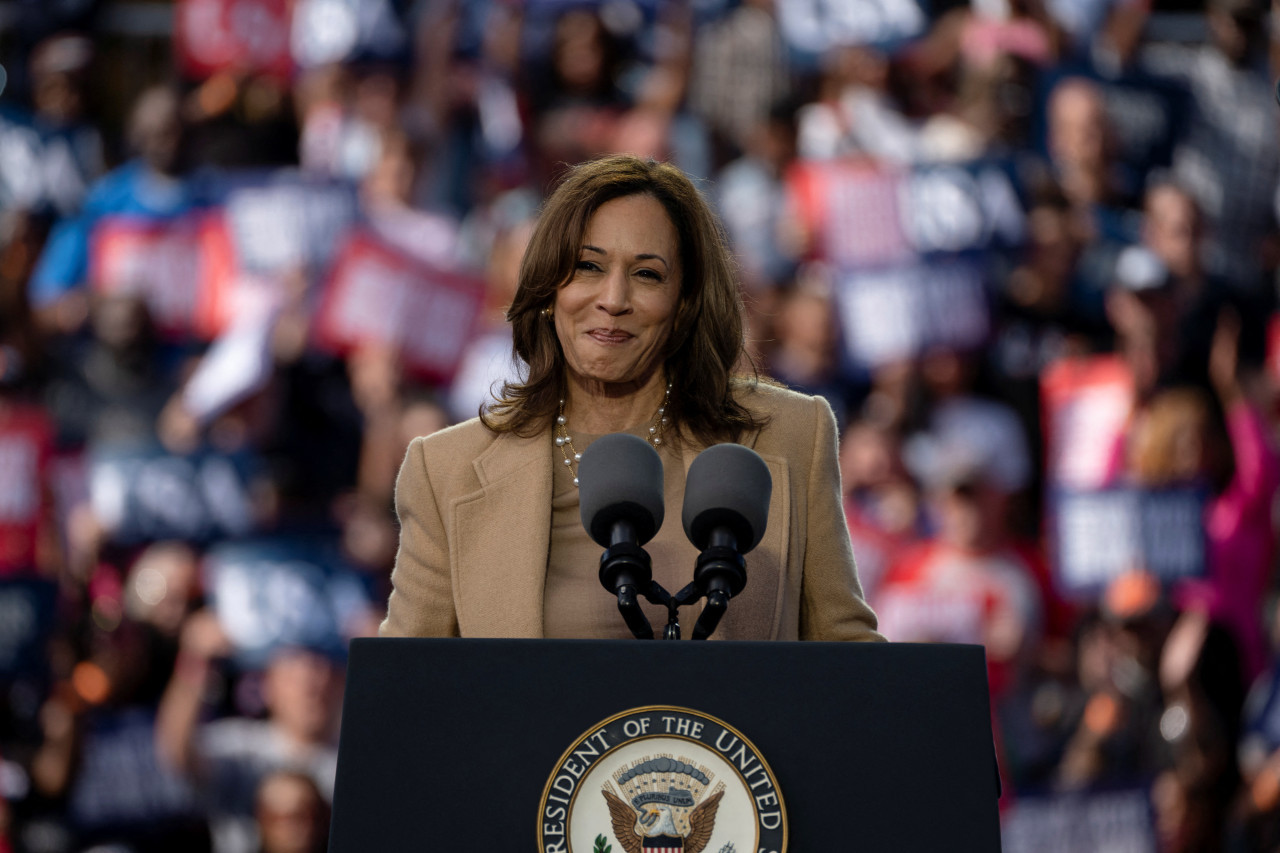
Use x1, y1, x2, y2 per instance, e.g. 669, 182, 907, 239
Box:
328, 638, 1002, 852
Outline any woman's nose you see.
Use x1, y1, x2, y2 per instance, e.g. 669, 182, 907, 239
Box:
597, 269, 632, 314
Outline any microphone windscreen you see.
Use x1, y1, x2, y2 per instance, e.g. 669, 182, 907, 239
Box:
682, 443, 772, 552
578, 433, 665, 546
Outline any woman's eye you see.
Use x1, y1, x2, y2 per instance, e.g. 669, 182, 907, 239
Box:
575, 260, 601, 272
636, 268, 663, 281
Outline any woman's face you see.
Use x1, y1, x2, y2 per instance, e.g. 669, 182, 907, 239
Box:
554, 194, 682, 396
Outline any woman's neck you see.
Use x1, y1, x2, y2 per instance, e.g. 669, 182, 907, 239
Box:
563, 373, 667, 434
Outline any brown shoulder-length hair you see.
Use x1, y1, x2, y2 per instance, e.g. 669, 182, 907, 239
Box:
481, 154, 764, 447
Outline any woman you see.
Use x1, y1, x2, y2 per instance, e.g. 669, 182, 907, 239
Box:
380, 154, 881, 642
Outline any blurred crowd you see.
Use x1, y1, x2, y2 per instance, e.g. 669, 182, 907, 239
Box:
1, 0, 1279, 850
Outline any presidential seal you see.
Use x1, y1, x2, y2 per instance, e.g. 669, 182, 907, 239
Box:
537, 706, 786, 853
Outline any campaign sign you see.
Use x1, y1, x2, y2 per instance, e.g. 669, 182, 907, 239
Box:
0, 579, 57, 679
1001, 788, 1156, 853
203, 536, 375, 668
224, 175, 357, 276
291, 0, 409, 68
68, 707, 200, 833
174, 0, 294, 81
0, 111, 100, 217
195, 175, 360, 336
88, 443, 264, 546
1050, 486, 1206, 597
777, 0, 928, 54
1041, 355, 1134, 492
833, 259, 989, 367
89, 214, 210, 338
313, 230, 486, 384
787, 157, 1026, 270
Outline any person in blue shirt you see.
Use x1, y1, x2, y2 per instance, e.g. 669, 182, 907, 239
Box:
29, 84, 207, 334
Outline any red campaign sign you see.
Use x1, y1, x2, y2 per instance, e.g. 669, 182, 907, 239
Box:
174, 0, 294, 81
1040, 355, 1134, 492
0, 405, 54, 577
89, 215, 217, 338
313, 231, 486, 384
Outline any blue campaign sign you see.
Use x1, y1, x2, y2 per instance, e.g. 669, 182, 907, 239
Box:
203, 536, 376, 669
834, 258, 989, 367
291, 0, 410, 68
0, 107, 102, 218
1002, 788, 1156, 853
220, 171, 359, 276
1049, 486, 1207, 598
88, 442, 265, 546
778, 0, 929, 55
0, 578, 58, 679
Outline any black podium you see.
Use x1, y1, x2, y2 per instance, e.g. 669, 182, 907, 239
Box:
328, 638, 1002, 852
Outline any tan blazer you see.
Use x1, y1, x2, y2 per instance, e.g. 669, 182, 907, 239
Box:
379, 381, 883, 641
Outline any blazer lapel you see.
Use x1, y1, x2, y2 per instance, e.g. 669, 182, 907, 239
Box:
452, 430, 552, 637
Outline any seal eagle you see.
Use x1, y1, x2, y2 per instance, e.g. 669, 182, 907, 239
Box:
602, 787, 724, 853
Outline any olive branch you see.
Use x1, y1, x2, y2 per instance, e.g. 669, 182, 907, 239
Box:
593, 834, 613, 853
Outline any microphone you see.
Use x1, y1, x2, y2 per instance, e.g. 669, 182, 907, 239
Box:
579, 433, 665, 639
681, 443, 771, 640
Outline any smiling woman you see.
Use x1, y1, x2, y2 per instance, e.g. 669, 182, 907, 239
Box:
379, 154, 883, 643
553, 194, 680, 416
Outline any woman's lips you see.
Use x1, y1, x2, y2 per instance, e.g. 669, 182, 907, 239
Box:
588, 329, 633, 344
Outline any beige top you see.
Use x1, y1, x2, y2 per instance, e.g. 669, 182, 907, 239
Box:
544, 425, 704, 639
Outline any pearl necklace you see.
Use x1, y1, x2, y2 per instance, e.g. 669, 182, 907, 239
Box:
555, 383, 672, 488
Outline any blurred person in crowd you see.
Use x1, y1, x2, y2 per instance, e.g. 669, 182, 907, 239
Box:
1137, 177, 1271, 393
1149, 607, 1245, 852
1105, 244, 1195, 402
1039, 76, 1141, 314
1045, 75, 1140, 223
713, 99, 803, 294
686, 0, 793, 168
123, 541, 202, 643
918, 49, 1042, 162
29, 84, 203, 337
796, 44, 922, 164
448, 187, 538, 425
402, 0, 528, 216
1121, 311, 1279, 686
0, 209, 53, 381
520, 7, 634, 183
42, 293, 183, 452
296, 62, 404, 185
337, 385, 449, 576
1051, 574, 1172, 792
155, 610, 343, 853
184, 71, 298, 170
0, 33, 104, 219
874, 434, 1047, 699
762, 274, 854, 428
381, 154, 882, 642
253, 770, 328, 853
839, 410, 926, 604
29, 567, 207, 851
359, 129, 464, 270
1147, 0, 1279, 294
990, 176, 1113, 482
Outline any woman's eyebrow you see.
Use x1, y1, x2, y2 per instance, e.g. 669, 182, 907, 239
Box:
581, 244, 669, 270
